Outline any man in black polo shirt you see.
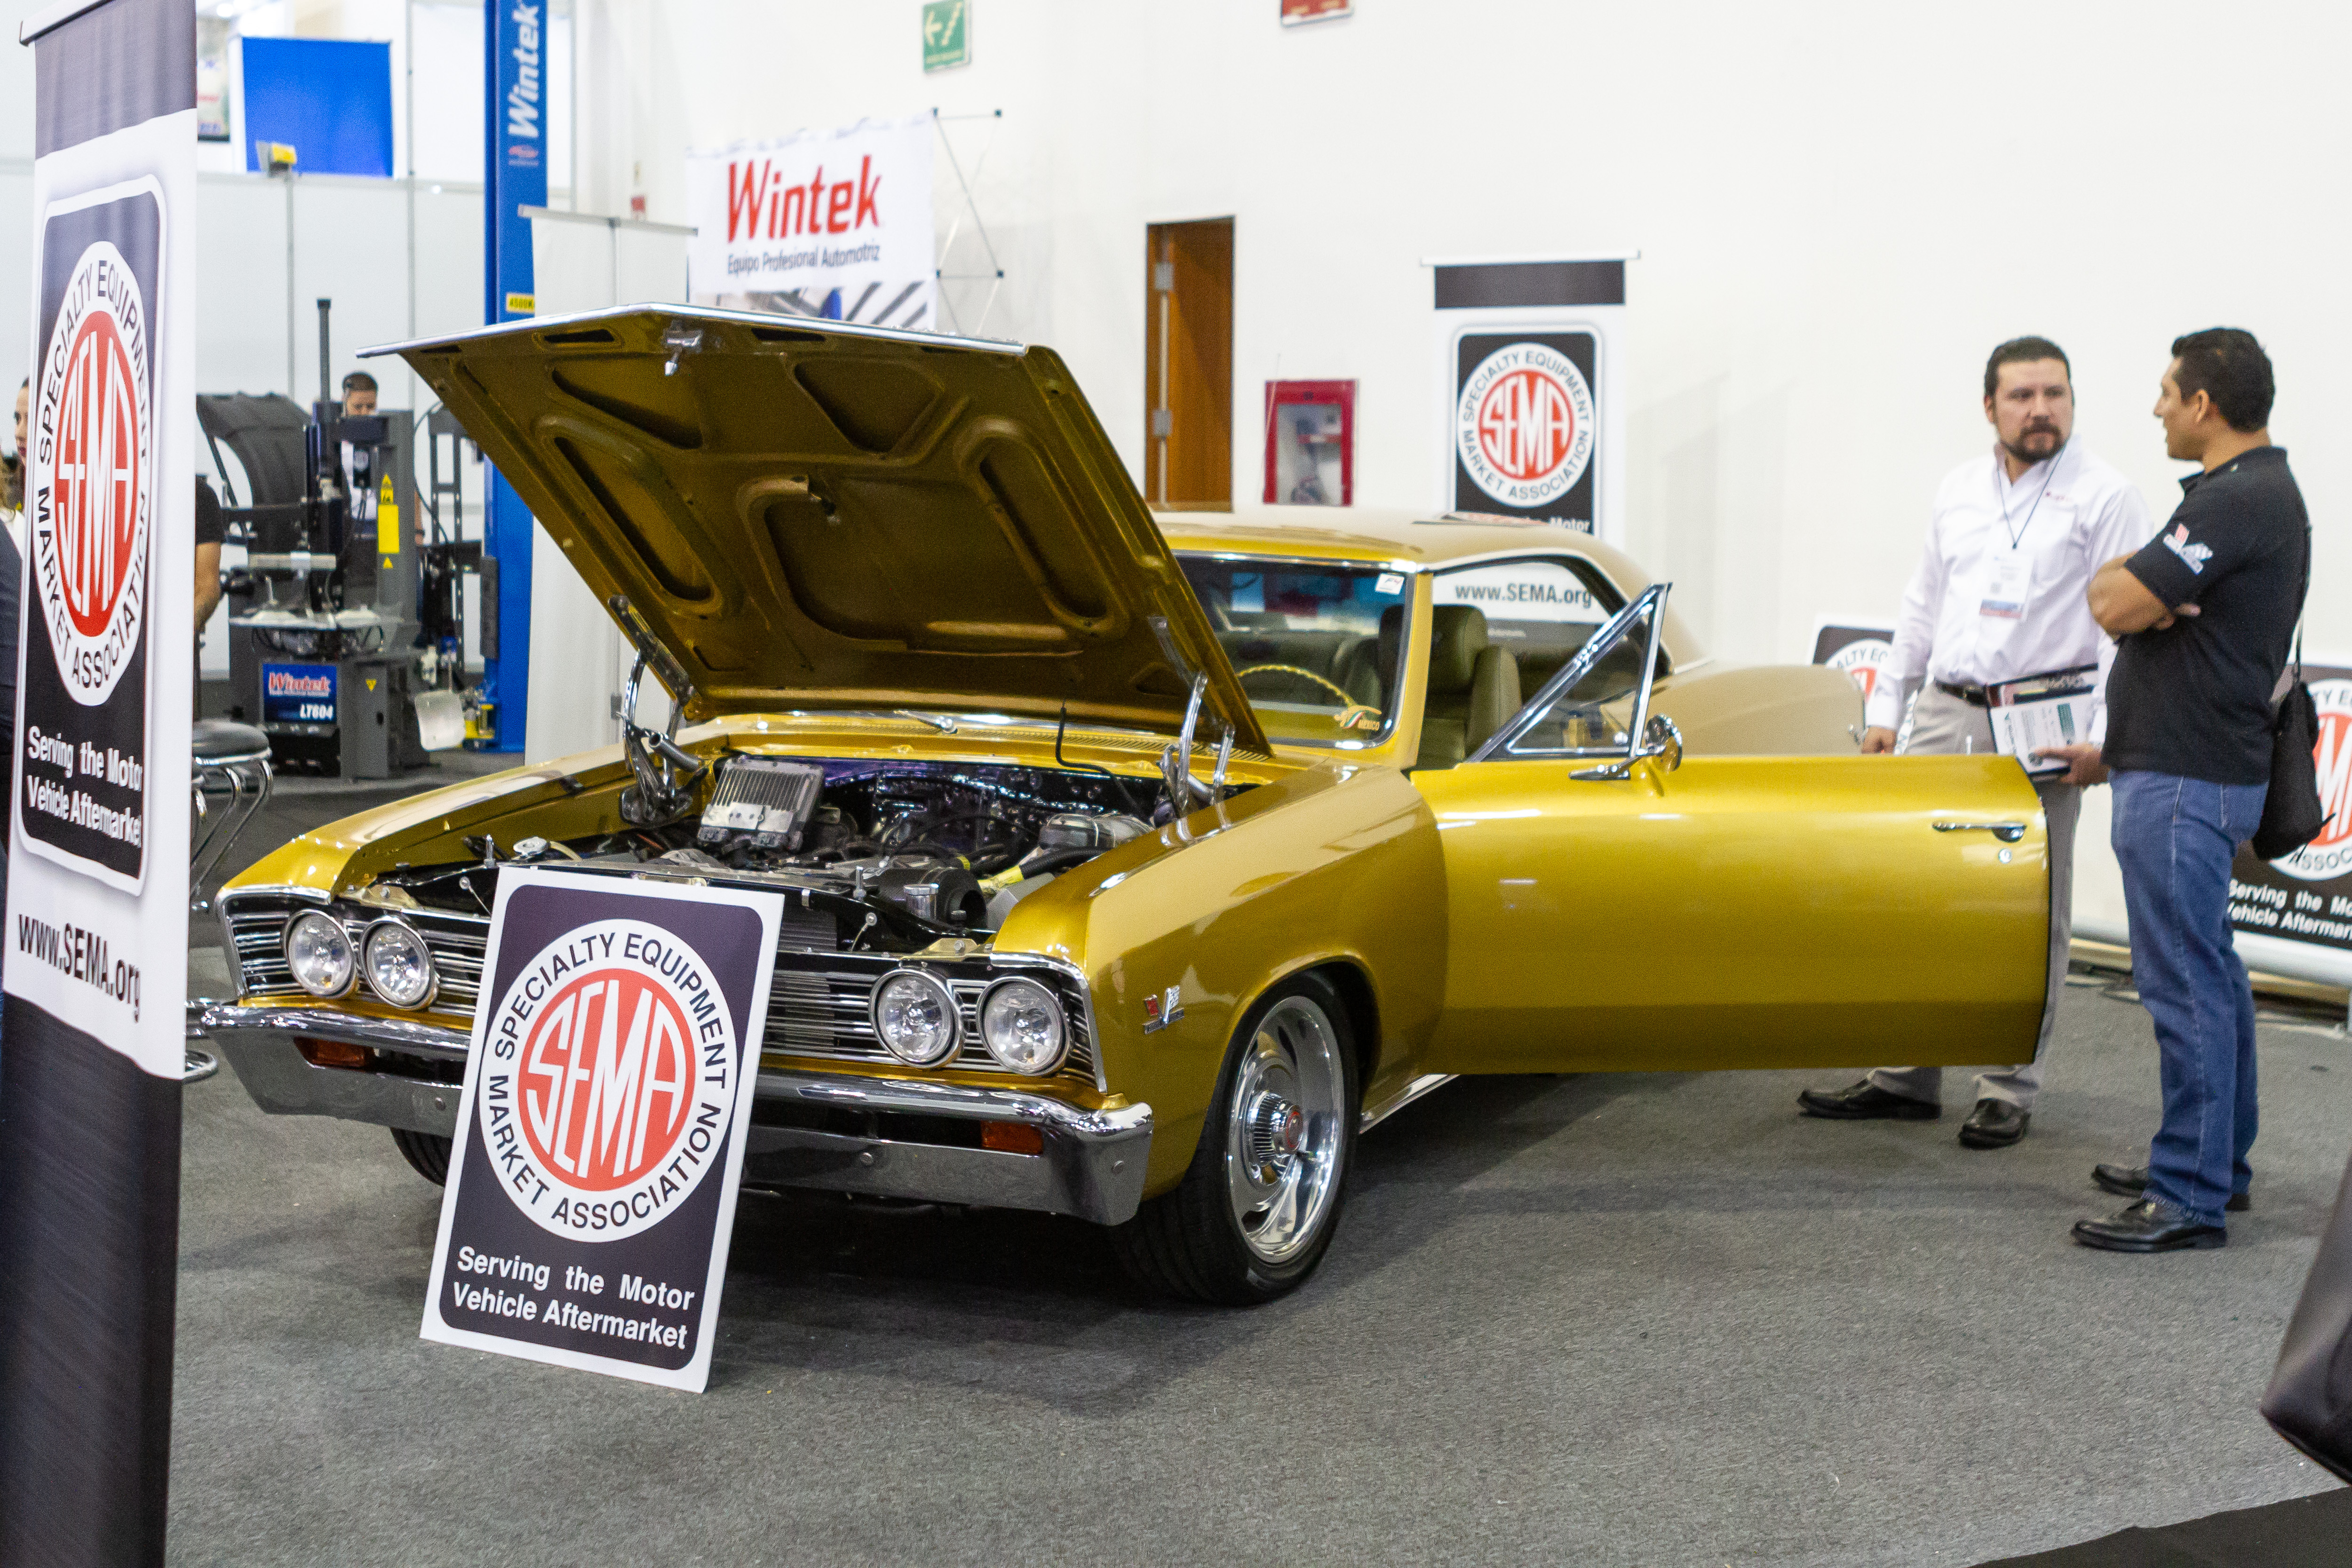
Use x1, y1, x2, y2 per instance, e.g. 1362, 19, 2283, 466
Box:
2069, 329, 2304, 1252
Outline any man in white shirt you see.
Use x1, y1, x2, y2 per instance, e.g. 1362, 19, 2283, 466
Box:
1800, 337, 2151, 1147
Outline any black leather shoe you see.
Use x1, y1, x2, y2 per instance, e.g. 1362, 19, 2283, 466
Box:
1797, 1080, 1939, 1120
1958, 1098, 2028, 1149
2091, 1163, 2250, 1212
2071, 1199, 2227, 1253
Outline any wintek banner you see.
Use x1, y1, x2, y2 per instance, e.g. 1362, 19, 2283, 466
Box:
686, 115, 936, 327
480, 0, 548, 749
1431, 258, 1629, 545
422, 870, 780, 1391
0, 0, 196, 1556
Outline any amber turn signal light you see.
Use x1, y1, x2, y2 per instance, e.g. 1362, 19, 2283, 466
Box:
296, 1037, 367, 1070
980, 1121, 1043, 1155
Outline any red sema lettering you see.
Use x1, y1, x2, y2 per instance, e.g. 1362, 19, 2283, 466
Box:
2310, 708, 2352, 855
521, 967, 695, 1191
55, 305, 141, 639
1477, 367, 1578, 485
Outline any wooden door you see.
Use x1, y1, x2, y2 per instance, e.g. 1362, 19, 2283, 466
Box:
1144, 219, 1233, 509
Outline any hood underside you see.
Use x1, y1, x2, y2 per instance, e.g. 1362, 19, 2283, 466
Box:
371, 305, 1265, 752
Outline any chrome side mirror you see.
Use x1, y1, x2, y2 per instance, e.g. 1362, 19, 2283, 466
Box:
1638, 713, 1683, 773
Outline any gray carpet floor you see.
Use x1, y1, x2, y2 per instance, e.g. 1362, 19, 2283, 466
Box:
168, 971, 2351, 1566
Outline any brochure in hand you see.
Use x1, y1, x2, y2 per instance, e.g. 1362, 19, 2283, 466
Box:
1986, 664, 2098, 777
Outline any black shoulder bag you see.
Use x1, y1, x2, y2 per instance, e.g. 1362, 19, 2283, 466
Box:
2249, 528, 2323, 860
2257, 524, 2348, 1477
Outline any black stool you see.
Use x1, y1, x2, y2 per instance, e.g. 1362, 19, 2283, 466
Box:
187, 720, 271, 1083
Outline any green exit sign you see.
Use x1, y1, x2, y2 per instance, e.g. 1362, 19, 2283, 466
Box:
922, 1, 969, 71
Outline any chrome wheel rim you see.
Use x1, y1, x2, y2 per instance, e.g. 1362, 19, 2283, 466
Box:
1224, 995, 1345, 1264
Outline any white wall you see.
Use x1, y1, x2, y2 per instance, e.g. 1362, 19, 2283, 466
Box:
522, 211, 687, 762
217, 0, 574, 190
581, 0, 2352, 675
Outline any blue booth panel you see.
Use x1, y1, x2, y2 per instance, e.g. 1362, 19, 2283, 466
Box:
241, 38, 394, 177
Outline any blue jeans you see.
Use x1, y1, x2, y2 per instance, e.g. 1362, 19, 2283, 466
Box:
2110, 770, 2268, 1227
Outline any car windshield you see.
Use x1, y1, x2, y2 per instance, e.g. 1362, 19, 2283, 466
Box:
1430, 555, 1630, 693
1176, 554, 1410, 746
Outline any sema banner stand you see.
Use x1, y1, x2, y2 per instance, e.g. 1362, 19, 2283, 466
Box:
1811, 620, 1918, 741
0, 0, 196, 1559
1428, 255, 1631, 548
422, 870, 780, 1390
2225, 663, 2352, 986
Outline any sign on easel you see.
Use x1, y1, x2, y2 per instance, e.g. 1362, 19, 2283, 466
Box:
422, 869, 780, 1391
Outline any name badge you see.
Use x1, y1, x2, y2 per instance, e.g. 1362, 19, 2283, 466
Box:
1980, 552, 2030, 621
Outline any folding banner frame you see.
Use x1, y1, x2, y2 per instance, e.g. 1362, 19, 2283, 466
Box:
932, 107, 1005, 338
0, 0, 198, 1560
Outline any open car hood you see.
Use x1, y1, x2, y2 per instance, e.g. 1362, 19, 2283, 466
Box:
370, 306, 1265, 752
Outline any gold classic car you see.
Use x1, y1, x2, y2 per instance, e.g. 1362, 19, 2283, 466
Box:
201, 306, 2050, 1303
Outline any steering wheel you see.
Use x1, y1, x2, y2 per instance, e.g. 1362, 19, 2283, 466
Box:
1233, 664, 1383, 731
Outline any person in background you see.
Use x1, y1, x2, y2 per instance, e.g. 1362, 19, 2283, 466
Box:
1797, 337, 2151, 1148
338, 372, 379, 535
2069, 329, 2305, 1252
195, 476, 225, 637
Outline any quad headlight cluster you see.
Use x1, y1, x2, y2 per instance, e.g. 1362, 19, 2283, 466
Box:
284, 912, 437, 1009
869, 968, 1070, 1076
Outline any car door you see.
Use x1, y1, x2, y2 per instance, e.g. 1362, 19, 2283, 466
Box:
1413, 585, 2050, 1075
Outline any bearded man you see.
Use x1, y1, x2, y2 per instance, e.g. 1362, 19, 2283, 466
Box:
1798, 337, 2151, 1147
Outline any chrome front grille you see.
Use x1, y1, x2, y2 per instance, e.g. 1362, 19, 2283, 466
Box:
407, 913, 486, 1014
763, 954, 1099, 1084
221, 891, 1097, 1085
221, 895, 486, 1019
223, 900, 302, 998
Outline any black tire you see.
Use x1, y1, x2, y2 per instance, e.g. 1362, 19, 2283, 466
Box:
1112, 971, 1360, 1305
391, 1127, 453, 1186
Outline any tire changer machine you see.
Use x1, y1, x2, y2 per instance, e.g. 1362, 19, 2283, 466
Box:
201, 303, 475, 777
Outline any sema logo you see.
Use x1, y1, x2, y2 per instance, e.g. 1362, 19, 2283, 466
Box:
32, 239, 151, 705
480, 919, 737, 1241
1826, 637, 1895, 704
1456, 342, 1594, 508
2269, 679, 2352, 882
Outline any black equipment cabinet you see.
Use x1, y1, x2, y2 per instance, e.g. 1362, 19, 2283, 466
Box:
199, 393, 437, 778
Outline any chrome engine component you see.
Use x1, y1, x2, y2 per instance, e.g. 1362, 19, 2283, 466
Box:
358, 753, 1195, 953
698, 756, 826, 850
611, 596, 707, 827
1022, 812, 1148, 872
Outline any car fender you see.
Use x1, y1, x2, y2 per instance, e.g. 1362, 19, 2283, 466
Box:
998, 761, 1446, 1194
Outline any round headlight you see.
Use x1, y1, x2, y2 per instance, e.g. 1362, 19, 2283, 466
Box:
979, 977, 1067, 1075
363, 919, 437, 1009
284, 910, 356, 997
871, 970, 959, 1066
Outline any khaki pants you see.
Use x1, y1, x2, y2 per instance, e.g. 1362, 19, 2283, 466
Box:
1867, 684, 2079, 1111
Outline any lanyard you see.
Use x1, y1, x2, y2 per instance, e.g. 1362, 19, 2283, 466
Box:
1992, 443, 2064, 552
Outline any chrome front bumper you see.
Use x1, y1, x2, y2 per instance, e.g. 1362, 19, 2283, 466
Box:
198, 1004, 1154, 1226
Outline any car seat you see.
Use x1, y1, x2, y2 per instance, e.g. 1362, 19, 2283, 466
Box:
1339, 605, 1518, 769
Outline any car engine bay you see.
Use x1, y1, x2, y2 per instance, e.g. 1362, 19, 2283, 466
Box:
364, 755, 1201, 954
